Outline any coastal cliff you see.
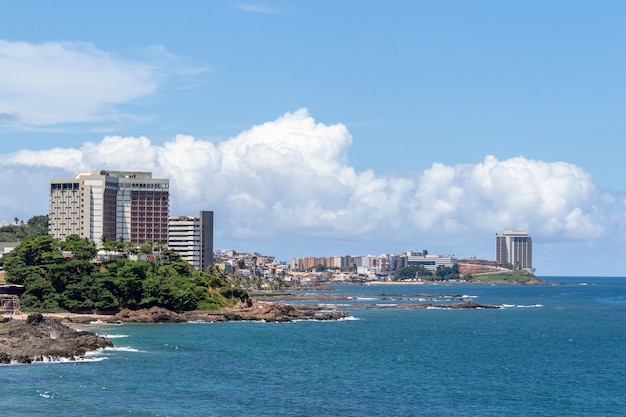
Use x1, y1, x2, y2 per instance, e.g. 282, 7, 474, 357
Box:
0, 313, 112, 364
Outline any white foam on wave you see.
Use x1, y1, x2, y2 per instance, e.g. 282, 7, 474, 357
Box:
86, 346, 144, 355
356, 297, 377, 301
291, 316, 360, 323
516, 304, 544, 308
98, 334, 129, 339
105, 346, 143, 352
318, 303, 351, 308
2, 355, 108, 366
463, 295, 479, 299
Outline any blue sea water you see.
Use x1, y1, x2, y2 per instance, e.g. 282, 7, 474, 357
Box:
1, 276, 624, 417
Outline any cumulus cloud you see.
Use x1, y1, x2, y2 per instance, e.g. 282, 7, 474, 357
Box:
0, 40, 203, 126
0, 108, 618, 261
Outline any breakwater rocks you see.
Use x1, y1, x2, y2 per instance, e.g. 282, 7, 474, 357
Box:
114, 306, 187, 323
0, 313, 113, 364
349, 300, 500, 310
185, 302, 349, 323
108, 304, 348, 323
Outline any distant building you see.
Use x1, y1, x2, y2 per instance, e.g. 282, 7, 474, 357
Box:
495, 229, 532, 270
404, 251, 457, 271
49, 170, 169, 245
0, 242, 18, 259
168, 211, 214, 271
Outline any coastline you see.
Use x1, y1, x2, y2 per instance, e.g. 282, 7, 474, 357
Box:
9, 312, 115, 326
363, 279, 548, 285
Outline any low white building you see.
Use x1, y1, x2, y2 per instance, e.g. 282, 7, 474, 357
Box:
405, 253, 457, 271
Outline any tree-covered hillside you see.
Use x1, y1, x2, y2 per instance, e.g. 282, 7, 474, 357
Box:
0, 215, 48, 241
0, 234, 247, 313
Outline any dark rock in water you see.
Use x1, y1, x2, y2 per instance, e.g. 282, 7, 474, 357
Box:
183, 301, 348, 323
0, 314, 113, 364
113, 306, 186, 323
447, 300, 500, 309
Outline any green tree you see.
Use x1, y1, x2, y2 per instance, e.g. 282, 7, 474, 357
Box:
2, 235, 63, 284
113, 262, 148, 309
393, 265, 418, 281
26, 215, 49, 235
435, 264, 460, 281
59, 235, 97, 261
21, 274, 60, 311
4, 233, 248, 312
416, 265, 431, 279
0, 215, 48, 241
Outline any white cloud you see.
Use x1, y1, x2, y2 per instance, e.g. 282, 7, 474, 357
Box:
0, 108, 620, 267
0, 40, 203, 126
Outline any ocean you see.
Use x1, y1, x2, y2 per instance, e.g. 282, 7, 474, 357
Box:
1, 276, 624, 417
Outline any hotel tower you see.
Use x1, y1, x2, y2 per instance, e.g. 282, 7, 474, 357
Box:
49, 170, 169, 245
495, 229, 533, 270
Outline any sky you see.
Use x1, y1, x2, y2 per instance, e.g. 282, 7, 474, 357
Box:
0, 1, 624, 276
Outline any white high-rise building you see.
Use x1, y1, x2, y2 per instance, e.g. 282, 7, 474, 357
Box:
167, 211, 214, 271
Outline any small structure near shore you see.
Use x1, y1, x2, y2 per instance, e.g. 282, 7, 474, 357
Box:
0, 285, 24, 315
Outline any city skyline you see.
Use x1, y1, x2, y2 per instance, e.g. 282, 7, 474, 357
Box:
0, 2, 624, 276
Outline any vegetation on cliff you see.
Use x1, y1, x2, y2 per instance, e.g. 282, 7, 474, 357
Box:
393, 264, 460, 281
466, 269, 543, 284
0, 215, 48, 241
0, 234, 248, 313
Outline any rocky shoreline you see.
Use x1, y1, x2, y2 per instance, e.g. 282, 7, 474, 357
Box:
109, 302, 349, 323
0, 313, 113, 364
1, 294, 503, 363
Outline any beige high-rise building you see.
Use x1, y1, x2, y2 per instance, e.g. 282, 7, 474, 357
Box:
49, 170, 169, 245
495, 229, 532, 270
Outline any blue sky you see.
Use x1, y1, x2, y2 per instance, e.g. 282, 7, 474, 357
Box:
0, 1, 624, 276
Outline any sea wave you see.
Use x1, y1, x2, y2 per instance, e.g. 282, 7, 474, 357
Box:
38, 391, 57, 399
1, 355, 108, 366
98, 334, 129, 339
317, 303, 351, 308
107, 346, 142, 352
337, 316, 360, 321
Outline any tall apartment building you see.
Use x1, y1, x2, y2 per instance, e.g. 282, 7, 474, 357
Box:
49, 170, 169, 245
495, 229, 532, 270
168, 211, 214, 271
